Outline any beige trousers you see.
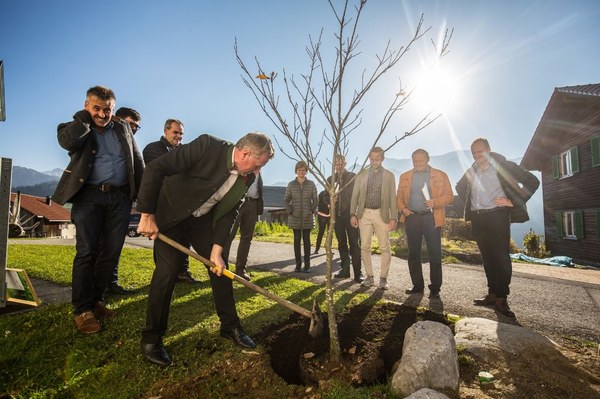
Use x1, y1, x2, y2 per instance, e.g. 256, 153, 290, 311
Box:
358, 208, 392, 279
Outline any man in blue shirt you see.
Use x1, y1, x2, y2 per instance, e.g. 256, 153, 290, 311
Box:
53, 86, 144, 334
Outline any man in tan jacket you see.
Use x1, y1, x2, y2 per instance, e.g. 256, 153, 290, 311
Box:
397, 149, 453, 299
350, 147, 398, 289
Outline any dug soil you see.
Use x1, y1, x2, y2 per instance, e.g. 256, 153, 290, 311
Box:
158, 302, 600, 398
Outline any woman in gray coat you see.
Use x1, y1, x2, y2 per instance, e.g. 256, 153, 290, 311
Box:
284, 161, 318, 272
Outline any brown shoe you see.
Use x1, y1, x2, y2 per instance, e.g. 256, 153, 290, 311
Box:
473, 293, 496, 306
74, 311, 101, 334
495, 298, 515, 317
93, 301, 116, 319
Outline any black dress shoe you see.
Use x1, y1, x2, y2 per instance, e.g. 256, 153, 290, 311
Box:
494, 298, 515, 317
141, 343, 172, 366
105, 283, 134, 295
220, 327, 256, 349
334, 271, 350, 279
236, 271, 251, 281
405, 287, 424, 295
473, 293, 496, 306
302, 267, 311, 273
178, 271, 201, 284
354, 276, 365, 283
428, 291, 441, 299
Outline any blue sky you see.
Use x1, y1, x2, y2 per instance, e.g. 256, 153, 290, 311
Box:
1, 0, 599, 186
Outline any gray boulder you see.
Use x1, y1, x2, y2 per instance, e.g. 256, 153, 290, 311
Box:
404, 388, 450, 398
390, 320, 459, 397
454, 317, 559, 358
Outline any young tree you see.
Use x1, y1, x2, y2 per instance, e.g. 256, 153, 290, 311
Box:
235, 0, 451, 364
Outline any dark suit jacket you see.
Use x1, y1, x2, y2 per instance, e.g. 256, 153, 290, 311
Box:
52, 115, 144, 205
136, 134, 254, 246
327, 170, 356, 217
143, 136, 175, 164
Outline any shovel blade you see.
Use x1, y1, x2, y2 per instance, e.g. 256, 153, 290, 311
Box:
308, 299, 324, 338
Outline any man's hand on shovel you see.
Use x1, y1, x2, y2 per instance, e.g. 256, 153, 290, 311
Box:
138, 213, 159, 240
209, 245, 226, 276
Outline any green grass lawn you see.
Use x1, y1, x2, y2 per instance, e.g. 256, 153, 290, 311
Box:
1, 245, 383, 399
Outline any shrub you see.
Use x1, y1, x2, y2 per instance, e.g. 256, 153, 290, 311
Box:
522, 229, 550, 258
270, 222, 292, 236
254, 221, 272, 236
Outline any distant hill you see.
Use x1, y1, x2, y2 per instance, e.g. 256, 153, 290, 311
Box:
12, 166, 60, 188
14, 180, 58, 197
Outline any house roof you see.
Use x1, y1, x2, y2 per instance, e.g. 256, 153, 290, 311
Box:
555, 84, 600, 97
521, 83, 600, 171
262, 186, 286, 208
10, 193, 71, 223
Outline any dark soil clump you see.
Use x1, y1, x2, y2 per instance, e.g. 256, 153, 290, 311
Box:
259, 302, 450, 387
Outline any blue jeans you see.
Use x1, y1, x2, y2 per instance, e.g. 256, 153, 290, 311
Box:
405, 213, 442, 292
70, 187, 132, 314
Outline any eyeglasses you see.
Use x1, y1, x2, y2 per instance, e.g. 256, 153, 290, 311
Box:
129, 122, 141, 133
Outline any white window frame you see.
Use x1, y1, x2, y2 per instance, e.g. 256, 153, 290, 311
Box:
562, 211, 576, 239
559, 150, 573, 178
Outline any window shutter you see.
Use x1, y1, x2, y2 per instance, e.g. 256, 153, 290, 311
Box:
575, 210, 584, 239
552, 155, 559, 179
596, 210, 600, 239
555, 211, 563, 237
592, 136, 600, 167
570, 146, 580, 174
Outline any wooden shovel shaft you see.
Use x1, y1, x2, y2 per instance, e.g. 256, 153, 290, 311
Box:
157, 233, 312, 319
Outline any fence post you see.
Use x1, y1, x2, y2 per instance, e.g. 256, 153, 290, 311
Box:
0, 158, 12, 307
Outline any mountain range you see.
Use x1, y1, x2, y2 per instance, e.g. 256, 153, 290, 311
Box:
10, 151, 544, 245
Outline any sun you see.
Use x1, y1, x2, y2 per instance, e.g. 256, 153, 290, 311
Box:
412, 65, 460, 114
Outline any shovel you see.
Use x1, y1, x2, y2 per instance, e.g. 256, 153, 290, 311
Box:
157, 233, 324, 338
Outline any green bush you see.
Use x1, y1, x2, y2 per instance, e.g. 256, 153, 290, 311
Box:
254, 220, 272, 236
522, 228, 550, 258
270, 222, 292, 236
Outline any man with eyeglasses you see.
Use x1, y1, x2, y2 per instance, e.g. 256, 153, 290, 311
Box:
142, 119, 199, 283
115, 107, 141, 135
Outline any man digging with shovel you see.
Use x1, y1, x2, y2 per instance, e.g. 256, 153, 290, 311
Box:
136, 132, 274, 366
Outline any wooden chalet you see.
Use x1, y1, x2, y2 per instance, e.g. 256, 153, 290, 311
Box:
9, 192, 74, 238
521, 83, 600, 266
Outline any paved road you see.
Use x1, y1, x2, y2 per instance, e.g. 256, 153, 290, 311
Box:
9, 237, 600, 342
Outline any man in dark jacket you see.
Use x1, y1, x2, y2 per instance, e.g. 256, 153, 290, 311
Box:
142, 119, 199, 284
136, 132, 274, 366
329, 155, 363, 283
53, 86, 144, 334
456, 138, 539, 317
